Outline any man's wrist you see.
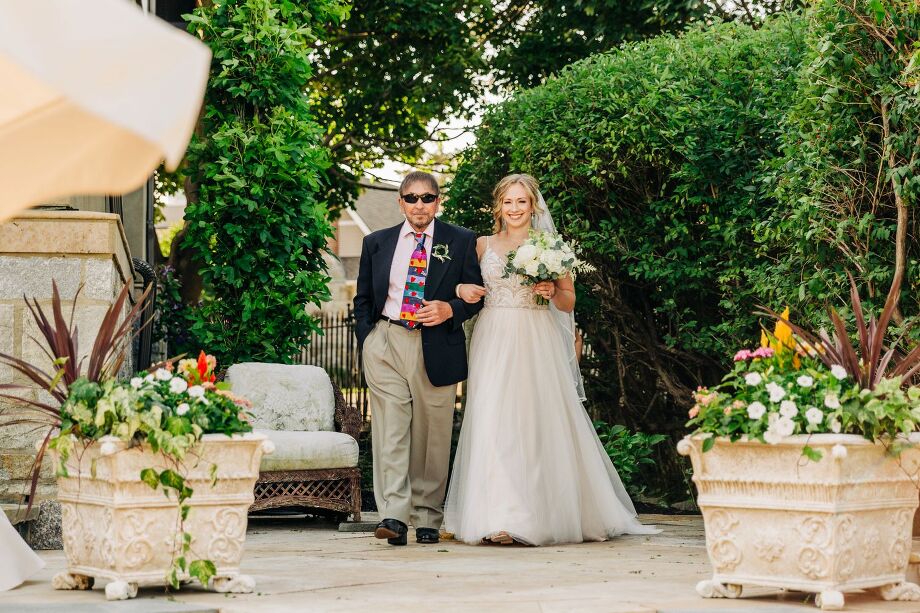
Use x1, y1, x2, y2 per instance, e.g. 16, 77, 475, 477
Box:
455, 283, 464, 298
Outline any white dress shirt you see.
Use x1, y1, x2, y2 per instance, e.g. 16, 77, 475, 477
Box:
383, 219, 434, 320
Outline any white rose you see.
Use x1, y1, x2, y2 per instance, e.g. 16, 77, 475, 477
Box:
524, 259, 541, 277
187, 385, 205, 399
797, 375, 814, 388
514, 244, 538, 266
539, 250, 565, 275
154, 368, 173, 381
144, 373, 155, 383
169, 377, 188, 394
824, 393, 840, 409
130, 377, 144, 389
747, 401, 767, 420
766, 382, 786, 403
744, 372, 762, 386
805, 407, 824, 425
176, 403, 190, 416
779, 400, 798, 419
830, 364, 847, 380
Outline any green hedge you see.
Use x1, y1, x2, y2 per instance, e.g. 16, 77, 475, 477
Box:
447, 17, 807, 430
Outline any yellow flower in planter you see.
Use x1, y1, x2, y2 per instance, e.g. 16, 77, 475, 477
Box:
761, 307, 800, 368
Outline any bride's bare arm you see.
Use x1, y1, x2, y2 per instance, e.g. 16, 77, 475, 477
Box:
456, 237, 488, 304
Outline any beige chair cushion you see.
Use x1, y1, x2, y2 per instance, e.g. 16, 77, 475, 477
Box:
257, 429, 359, 472
227, 363, 335, 432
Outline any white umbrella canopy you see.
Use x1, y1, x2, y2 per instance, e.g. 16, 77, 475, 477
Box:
0, 0, 211, 223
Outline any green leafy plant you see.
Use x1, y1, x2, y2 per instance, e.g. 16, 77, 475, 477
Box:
0, 282, 149, 509
594, 422, 666, 498
760, 275, 920, 391
178, 0, 341, 366
687, 311, 920, 461
50, 355, 252, 589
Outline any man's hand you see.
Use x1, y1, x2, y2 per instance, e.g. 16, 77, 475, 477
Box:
417, 300, 454, 326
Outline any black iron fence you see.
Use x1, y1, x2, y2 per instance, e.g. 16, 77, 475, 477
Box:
300, 307, 369, 421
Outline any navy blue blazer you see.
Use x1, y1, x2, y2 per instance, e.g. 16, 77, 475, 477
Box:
353, 218, 484, 386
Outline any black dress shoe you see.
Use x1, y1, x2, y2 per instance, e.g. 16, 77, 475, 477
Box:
374, 518, 408, 546
416, 528, 439, 544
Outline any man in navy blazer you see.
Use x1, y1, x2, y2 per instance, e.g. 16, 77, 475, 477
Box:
354, 170, 484, 546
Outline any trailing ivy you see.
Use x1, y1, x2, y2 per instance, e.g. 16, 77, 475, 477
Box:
180, 0, 348, 365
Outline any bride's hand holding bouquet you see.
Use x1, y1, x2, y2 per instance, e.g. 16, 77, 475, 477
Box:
504, 230, 579, 305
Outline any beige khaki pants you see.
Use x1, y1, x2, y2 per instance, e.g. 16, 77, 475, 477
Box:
363, 320, 457, 529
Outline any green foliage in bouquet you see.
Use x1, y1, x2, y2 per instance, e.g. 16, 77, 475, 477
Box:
502, 230, 580, 304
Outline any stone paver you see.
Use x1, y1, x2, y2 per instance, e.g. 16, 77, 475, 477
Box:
3, 514, 920, 612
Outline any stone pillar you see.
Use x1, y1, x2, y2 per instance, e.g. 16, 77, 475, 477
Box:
0, 211, 133, 546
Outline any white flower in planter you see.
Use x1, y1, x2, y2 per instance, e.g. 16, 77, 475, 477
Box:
766, 382, 786, 403
130, 377, 144, 389
744, 372, 763, 386
824, 393, 841, 409
154, 368, 173, 381
187, 385, 205, 399
830, 364, 847, 380
805, 407, 824, 425
176, 403, 190, 416
796, 375, 814, 388
828, 416, 842, 433
775, 416, 795, 437
169, 378, 188, 394
747, 401, 767, 420
763, 425, 783, 444
779, 400, 798, 418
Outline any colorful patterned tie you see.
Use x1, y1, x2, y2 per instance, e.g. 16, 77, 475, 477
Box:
399, 232, 427, 329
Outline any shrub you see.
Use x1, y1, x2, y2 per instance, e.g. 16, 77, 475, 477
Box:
180, 0, 340, 366
446, 17, 808, 437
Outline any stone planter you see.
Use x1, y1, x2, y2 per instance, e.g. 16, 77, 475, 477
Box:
678, 433, 920, 610
50, 432, 273, 600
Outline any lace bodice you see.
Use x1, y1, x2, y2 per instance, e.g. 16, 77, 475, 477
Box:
481, 247, 548, 310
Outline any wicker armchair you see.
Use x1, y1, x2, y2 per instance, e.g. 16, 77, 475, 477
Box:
250, 384, 362, 520
226, 363, 362, 521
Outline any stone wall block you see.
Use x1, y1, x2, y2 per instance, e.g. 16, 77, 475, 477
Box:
0, 257, 81, 300
82, 257, 117, 301
0, 304, 13, 383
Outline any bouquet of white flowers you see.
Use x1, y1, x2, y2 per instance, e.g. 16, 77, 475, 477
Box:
503, 230, 579, 305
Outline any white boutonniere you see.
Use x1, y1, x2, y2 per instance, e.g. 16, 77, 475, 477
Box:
432, 243, 451, 262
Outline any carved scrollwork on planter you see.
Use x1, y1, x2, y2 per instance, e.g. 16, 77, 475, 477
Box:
706, 510, 741, 571
834, 515, 856, 580
797, 516, 832, 579
863, 527, 881, 560
207, 508, 247, 564
888, 509, 913, 573
119, 511, 155, 570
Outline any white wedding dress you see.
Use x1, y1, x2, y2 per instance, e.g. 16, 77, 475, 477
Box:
444, 243, 659, 545
0, 511, 44, 591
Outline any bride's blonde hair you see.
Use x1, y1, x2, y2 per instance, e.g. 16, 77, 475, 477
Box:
492, 173, 545, 233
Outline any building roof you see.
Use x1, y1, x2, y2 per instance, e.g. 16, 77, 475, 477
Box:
351, 182, 404, 233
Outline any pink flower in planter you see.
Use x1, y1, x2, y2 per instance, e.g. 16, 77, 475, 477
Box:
733, 349, 753, 362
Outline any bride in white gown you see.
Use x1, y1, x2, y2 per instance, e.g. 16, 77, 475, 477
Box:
0, 510, 44, 590
444, 174, 658, 546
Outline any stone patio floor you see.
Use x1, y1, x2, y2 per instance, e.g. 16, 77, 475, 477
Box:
3, 513, 920, 613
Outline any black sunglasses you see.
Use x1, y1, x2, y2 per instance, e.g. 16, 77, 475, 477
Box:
401, 192, 438, 204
